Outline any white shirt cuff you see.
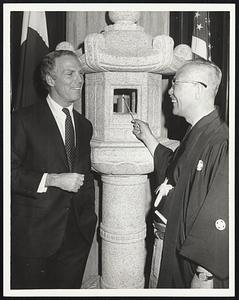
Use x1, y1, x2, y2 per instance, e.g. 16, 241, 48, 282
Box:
37, 173, 48, 193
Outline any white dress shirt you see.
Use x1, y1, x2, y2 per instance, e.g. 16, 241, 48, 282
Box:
37, 95, 75, 193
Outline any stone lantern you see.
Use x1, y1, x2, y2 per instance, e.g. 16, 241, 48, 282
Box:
76, 11, 192, 288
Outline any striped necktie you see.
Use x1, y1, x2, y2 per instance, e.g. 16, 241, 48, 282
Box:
62, 107, 75, 171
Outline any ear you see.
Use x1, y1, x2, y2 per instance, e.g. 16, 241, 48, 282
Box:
46, 74, 55, 87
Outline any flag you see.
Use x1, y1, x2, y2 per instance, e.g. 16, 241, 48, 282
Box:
13, 12, 49, 111
191, 12, 212, 61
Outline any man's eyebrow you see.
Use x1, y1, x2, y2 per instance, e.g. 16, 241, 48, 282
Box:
63, 68, 75, 72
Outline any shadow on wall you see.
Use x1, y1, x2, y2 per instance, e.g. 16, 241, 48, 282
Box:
144, 172, 157, 288
93, 172, 103, 277
105, 12, 114, 26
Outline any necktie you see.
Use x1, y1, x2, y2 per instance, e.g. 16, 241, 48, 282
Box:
62, 107, 75, 171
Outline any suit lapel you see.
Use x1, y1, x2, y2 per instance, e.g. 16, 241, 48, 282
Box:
41, 102, 69, 170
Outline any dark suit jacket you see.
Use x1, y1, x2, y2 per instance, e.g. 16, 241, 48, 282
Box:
11, 100, 97, 258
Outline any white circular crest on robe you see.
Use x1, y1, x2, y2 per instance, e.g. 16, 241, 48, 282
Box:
215, 219, 226, 231
196, 160, 204, 171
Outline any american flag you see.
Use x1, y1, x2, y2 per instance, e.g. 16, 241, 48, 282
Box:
191, 12, 212, 61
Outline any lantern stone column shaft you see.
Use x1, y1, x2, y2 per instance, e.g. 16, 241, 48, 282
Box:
100, 175, 147, 288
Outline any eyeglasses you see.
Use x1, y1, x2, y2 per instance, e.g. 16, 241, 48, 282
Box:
172, 78, 207, 88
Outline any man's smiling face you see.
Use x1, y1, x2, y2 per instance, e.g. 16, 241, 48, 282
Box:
49, 54, 84, 107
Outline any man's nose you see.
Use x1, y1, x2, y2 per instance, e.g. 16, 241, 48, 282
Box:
168, 86, 173, 95
76, 73, 84, 84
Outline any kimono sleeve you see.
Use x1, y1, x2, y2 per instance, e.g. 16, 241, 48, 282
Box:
154, 143, 173, 185
180, 141, 229, 279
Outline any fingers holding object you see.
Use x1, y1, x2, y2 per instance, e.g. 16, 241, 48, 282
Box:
131, 120, 141, 133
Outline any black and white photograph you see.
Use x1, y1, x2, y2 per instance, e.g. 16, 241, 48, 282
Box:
3, 3, 236, 297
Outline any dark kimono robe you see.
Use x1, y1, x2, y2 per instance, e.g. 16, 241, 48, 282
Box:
154, 109, 229, 288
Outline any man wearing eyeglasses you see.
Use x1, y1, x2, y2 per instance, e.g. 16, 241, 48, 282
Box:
132, 59, 228, 288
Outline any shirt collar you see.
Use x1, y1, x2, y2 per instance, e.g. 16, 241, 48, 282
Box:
47, 94, 74, 115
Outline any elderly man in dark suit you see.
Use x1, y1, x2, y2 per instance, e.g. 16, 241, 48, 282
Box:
11, 50, 97, 289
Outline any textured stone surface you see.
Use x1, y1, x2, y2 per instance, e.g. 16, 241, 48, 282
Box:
101, 241, 146, 289
77, 11, 192, 73
100, 175, 147, 288
85, 72, 164, 143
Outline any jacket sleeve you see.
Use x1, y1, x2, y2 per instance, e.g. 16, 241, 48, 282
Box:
11, 111, 43, 196
180, 141, 229, 279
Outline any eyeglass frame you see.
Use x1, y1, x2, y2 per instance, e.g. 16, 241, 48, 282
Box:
172, 78, 207, 88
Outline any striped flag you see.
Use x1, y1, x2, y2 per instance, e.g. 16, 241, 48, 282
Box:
191, 11, 212, 61
13, 12, 49, 111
